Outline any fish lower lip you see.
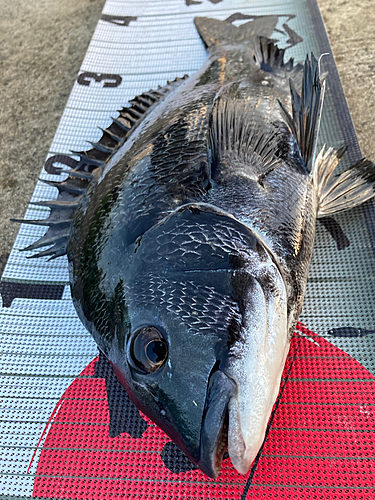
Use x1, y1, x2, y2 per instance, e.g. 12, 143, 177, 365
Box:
199, 369, 235, 478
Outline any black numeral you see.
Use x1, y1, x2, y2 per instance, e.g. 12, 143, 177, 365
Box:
101, 14, 137, 26
186, 0, 222, 4
77, 72, 122, 88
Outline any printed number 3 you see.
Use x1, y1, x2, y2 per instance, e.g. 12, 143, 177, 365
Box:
77, 72, 122, 88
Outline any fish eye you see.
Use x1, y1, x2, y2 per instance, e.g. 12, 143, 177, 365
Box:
131, 326, 168, 373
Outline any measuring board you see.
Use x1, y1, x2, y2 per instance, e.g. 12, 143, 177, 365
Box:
1, 0, 374, 498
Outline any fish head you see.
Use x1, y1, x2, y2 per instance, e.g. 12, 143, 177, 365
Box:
105, 203, 290, 478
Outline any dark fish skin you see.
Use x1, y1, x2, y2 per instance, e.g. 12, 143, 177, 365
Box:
60, 16, 375, 478
70, 43, 314, 341
67, 19, 315, 478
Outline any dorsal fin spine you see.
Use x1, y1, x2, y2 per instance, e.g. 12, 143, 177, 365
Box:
111, 117, 131, 132
142, 92, 158, 102
16, 75, 189, 259
98, 127, 122, 143
31, 199, 81, 209
130, 101, 149, 112
88, 141, 115, 154
22, 233, 70, 252
124, 108, 143, 120
39, 178, 86, 196
28, 245, 67, 259
71, 152, 104, 168
60, 170, 94, 180
136, 96, 155, 107
11, 218, 72, 227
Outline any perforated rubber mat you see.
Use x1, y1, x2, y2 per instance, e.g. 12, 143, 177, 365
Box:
1, 0, 374, 499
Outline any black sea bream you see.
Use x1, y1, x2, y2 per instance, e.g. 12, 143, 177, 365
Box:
17, 15, 375, 478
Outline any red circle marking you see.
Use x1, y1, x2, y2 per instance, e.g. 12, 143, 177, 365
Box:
33, 324, 375, 499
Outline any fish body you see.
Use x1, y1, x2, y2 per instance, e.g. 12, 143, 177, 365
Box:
18, 15, 375, 478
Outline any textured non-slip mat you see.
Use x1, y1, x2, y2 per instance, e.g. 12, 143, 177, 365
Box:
1, 0, 374, 498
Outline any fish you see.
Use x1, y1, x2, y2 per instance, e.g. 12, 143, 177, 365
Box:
14, 14, 375, 478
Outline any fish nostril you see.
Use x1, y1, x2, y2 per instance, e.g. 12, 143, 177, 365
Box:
210, 360, 221, 376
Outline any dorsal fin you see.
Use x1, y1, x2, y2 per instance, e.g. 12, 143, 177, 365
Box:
13, 75, 189, 259
278, 53, 325, 172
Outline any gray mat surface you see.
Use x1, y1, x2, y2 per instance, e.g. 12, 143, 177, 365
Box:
0, 0, 374, 498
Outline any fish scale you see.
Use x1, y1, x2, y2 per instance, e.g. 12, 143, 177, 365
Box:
16, 13, 375, 479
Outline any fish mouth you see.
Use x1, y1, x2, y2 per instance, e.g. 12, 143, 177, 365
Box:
199, 368, 264, 478
198, 369, 234, 479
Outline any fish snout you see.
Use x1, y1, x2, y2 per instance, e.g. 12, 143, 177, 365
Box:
198, 363, 270, 478
201, 268, 290, 477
